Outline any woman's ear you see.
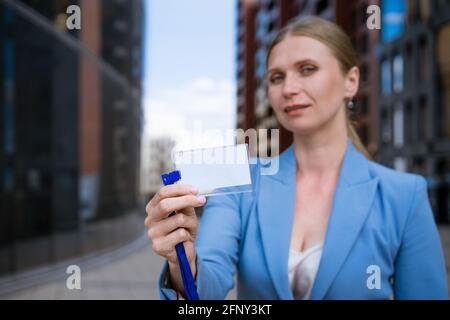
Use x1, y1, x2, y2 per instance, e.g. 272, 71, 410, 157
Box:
344, 66, 360, 98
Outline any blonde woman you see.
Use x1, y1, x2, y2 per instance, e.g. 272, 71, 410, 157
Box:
145, 16, 448, 299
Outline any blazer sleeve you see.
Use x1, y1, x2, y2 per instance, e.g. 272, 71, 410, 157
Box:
393, 176, 449, 299
158, 189, 243, 300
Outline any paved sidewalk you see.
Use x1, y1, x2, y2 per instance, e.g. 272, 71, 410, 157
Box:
0, 232, 237, 300
0, 233, 163, 299
1, 227, 449, 299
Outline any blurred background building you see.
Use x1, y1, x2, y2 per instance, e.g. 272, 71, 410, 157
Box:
236, 0, 450, 223
0, 0, 145, 275
377, 0, 450, 224
140, 137, 175, 197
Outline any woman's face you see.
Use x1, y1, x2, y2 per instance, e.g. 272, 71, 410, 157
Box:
266, 35, 358, 135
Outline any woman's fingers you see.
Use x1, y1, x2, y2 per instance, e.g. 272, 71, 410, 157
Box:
148, 183, 198, 208
147, 213, 198, 239
147, 194, 206, 222
151, 228, 192, 257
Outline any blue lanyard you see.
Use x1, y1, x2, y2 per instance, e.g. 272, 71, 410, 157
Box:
161, 170, 200, 300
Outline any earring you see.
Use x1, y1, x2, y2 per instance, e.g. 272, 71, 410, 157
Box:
347, 98, 355, 110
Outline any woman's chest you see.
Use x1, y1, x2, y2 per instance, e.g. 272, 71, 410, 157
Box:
290, 184, 335, 252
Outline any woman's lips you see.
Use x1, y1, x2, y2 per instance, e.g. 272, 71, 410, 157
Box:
284, 104, 311, 114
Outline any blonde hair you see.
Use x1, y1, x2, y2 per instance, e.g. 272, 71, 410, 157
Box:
266, 16, 371, 159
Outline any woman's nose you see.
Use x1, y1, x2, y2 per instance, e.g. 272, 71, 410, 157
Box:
282, 74, 302, 97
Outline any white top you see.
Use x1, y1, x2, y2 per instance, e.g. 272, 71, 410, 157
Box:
288, 241, 324, 300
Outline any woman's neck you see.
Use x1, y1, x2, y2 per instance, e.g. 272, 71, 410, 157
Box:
293, 126, 348, 184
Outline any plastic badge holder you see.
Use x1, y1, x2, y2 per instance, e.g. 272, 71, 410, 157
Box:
172, 144, 253, 197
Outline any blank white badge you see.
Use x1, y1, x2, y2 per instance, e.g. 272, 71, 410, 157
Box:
172, 144, 253, 196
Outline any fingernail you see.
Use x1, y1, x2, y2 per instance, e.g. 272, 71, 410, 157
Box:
190, 187, 199, 194
197, 195, 206, 204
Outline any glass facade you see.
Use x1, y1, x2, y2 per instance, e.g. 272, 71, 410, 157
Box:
0, 0, 144, 275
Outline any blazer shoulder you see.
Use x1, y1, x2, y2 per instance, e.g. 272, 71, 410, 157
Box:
366, 159, 429, 215
367, 159, 427, 189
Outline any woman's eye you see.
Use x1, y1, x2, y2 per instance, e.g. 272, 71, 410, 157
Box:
300, 66, 317, 76
269, 74, 283, 84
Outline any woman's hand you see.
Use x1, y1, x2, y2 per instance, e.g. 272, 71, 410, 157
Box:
145, 183, 206, 293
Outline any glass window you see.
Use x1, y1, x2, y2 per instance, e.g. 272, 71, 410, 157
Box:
412, 157, 425, 175
404, 44, 413, 89
393, 54, 404, 93
437, 23, 450, 138
419, 0, 430, 22
381, 60, 392, 95
437, 0, 450, 10
419, 38, 429, 81
405, 102, 413, 143
393, 103, 404, 147
418, 97, 428, 141
381, 108, 392, 143
394, 157, 407, 172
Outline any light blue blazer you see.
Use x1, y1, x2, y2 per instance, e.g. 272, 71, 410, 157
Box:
159, 139, 448, 299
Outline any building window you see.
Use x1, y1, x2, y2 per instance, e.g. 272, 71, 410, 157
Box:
412, 157, 425, 174
405, 102, 413, 143
405, 44, 413, 89
418, 97, 428, 141
381, 108, 391, 143
381, 59, 392, 95
394, 157, 408, 172
437, 23, 450, 138
419, 38, 429, 81
393, 54, 404, 93
437, 0, 450, 10
315, 0, 329, 15
393, 103, 404, 147
419, 0, 430, 22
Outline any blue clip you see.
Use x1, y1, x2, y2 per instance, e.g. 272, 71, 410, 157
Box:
160, 169, 200, 300
161, 170, 181, 186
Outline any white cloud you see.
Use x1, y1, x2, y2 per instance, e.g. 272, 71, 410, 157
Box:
144, 77, 237, 151
161, 77, 235, 114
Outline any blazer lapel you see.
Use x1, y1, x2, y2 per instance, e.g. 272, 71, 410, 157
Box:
257, 144, 296, 299
310, 140, 379, 299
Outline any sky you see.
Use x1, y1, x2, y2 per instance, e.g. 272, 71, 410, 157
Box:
143, 0, 237, 151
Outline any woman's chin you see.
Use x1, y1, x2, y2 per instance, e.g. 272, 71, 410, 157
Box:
279, 118, 318, 135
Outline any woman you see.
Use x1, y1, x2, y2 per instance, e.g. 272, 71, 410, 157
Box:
145, 16, 448, 299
